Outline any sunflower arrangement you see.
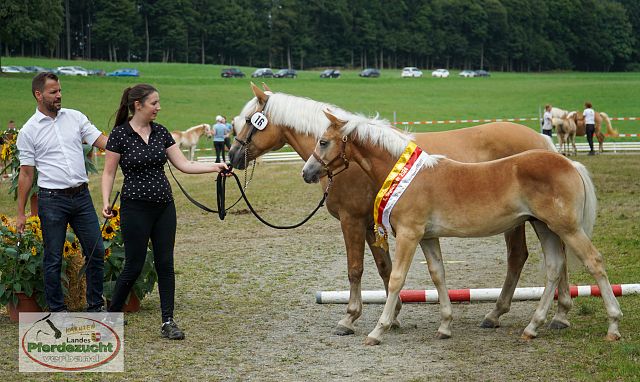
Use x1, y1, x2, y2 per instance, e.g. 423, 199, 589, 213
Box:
0, 214, 46, 309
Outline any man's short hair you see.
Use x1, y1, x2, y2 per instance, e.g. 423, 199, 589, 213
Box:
32, 72, 59, 99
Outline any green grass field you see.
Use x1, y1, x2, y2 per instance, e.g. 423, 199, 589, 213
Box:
0, 59, 639, 380
1, 57, 639, 138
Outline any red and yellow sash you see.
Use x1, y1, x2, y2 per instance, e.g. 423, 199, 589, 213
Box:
373, 141, 427, 249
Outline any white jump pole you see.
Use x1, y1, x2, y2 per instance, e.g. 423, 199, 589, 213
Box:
315, 284, 640, 304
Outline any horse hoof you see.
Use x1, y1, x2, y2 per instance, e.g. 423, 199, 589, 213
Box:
435, 332, 451, 340
548, 320, 570, 330
364, 336, 381, 346
333, 325, 355, 336
521, 333, 536, 341
605, 333, 621, 342
479, 319, 499, 329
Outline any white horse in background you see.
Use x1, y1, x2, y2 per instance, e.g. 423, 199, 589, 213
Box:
170, 123, 210, 160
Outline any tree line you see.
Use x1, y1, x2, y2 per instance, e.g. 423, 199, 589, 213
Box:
1, 0, 639, 72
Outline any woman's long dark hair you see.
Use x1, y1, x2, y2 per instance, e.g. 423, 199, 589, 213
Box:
113, 84, 158, 127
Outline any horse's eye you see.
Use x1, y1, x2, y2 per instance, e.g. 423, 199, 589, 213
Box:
319, 139, 328, 147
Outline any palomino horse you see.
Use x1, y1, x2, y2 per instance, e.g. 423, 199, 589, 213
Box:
551, 107, 618, 152
553, 112, 577, 156
170, 123, 209, 160
228, 84, 574, 336
303, 111, 622, 345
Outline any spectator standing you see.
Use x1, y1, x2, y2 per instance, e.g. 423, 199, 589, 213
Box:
212, 115, 227, 163
542, 104, 553, 138
583, 102, 596, 155
16, 72, 107, 312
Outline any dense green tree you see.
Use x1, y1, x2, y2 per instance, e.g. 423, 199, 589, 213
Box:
1, 0, 639, 72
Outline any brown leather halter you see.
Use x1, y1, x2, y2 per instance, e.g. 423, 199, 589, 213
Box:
311, 135, 350, 179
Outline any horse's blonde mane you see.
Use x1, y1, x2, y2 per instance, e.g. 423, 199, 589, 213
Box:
240, 93, 354, 138
240, 91, 441, 166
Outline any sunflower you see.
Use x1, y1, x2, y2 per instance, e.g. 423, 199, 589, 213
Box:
0, 214, 9, 227
104, 247, 111, 260
26, 215, 41, 228
110, 205, 121, 224
31, 246, 37, 256
102, 224, 117, 240
63, 241, 73, 258
108, 218, 120, 232
71, 240, 81, 255
0, 143, 8, 161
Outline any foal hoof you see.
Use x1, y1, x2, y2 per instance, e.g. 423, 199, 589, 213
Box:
548, 320, 570, 330
364, 336, 381, 346
479, 319, 499, 329
520, 333, 536, 341
333, 325, 355, 336
605, 333, 621, 342
435, 331, 451, 340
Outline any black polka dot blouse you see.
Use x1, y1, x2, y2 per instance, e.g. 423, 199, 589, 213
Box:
106, 121, 176, 202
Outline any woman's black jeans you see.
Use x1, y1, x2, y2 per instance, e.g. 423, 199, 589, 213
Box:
108, 199, 176, 322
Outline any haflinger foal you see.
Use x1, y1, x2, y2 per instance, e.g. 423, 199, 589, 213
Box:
302, 111, 622, 346
170, 123, 209, 161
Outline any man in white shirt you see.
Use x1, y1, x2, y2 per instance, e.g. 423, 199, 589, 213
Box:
583, 101, 596, 155
16, 72, 108, 312
542, 104, 553, 138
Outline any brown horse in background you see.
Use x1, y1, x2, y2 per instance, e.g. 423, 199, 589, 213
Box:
171, 123, 209, 160
303, 111, 621, 345
554, 108, 618, 153
229, 84, 574, 338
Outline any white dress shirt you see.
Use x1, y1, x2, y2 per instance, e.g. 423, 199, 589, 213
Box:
17, 108, 102, 189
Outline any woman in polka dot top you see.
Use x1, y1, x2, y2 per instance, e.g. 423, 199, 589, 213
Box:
101, 84, 229, 340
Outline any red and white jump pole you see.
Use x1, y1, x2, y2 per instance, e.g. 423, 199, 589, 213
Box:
315, 284, 640, 304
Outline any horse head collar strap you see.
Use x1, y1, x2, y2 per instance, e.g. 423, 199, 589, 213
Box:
312, 135, 349, 179
235, 97, 270, 147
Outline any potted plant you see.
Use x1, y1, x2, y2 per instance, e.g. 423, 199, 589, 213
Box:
102, 206, 158, 312
0, 215, 46, 320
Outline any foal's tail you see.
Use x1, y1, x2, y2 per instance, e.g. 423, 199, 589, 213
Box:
600, 112, 619, 137
572, 161, 597, 238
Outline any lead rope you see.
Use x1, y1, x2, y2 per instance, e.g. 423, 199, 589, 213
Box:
168, 163, 330, 228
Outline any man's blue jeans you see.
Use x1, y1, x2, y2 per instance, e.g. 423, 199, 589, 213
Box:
38, 187, 104, 312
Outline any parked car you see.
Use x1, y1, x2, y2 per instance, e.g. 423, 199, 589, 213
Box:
431, 69, 450, 78
23, 66, 50, 73
221, 68, 245, 78
359, 68, 380, 78
87, 69, 106, 76
474, 69, 491, 77
459, 70, 476, 78
251, 68, 274, 78
106, 68, 140, 77
1, 66, 28, 73
273, 68, 297, 78
320, 69, 341, 78
401, 67, 423, 78
57, 66, 89, 76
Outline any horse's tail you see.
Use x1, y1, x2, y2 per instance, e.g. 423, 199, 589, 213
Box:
571, 161, 597, 238
600, 112, 619, 137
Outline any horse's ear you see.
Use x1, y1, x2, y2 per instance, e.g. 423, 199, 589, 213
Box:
323, 109, 346, 129
251, 82, 268, 104
261, 82, 272, 92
